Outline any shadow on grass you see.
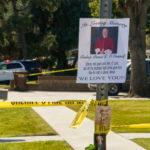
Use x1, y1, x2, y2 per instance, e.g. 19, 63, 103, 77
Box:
0, 139, 25, 143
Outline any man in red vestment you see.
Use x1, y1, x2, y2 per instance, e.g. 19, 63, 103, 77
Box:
95, 28, 115, 54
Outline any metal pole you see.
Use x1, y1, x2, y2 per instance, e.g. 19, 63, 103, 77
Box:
94, 0, 112, 150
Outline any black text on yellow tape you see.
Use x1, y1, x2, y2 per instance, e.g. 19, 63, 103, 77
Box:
95, 124, 110, 135
70, 100, 108, 128
70, 101, 90, 128
0, 100, 108, 108
0, 100, 108, 129
0, 101, 84, 108
0, 100, 149, 131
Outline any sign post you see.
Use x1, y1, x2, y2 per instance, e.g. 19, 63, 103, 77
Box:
76, 3, 129, 150
95, 0, 112, 150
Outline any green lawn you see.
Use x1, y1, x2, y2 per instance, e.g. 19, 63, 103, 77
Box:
0, 108, 56, 137
68, 100, 150, 133
132, 138, 150, 150
0, 141, 72, 150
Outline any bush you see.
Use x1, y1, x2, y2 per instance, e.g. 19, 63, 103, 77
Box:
85, 144, 95, 150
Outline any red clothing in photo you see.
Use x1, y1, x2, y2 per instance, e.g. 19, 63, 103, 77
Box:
95, 37, 114, 54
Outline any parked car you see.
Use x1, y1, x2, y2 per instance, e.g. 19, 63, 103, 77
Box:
0, 61, 26, 72
88, 59, 150, 95
0, 59, 41, 83
88, 83, 120, 96
0, 71, 14, 83
19, 60, 41, 81
0, 60, 26, 84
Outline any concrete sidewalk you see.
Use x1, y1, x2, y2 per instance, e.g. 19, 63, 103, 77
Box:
33, 106, 145, 150
119, 133, 150, 139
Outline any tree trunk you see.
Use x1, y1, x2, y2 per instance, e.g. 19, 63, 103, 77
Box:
11, 0, 27, 59
127, 3, 148, 97
57, 49, 68, 69
17, 28, 27, 59
129, 44, 147, 97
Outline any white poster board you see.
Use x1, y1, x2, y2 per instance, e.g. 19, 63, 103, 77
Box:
77, 18, 130, 83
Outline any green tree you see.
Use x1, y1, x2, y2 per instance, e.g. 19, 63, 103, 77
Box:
52, 0, 91, 69
89, 0, 150, 97
89, 0, 122, 18
0, 2, 20, 60
115, 1, 150, 97
89, 0, 100, 18
25, 0, 59, 59
0, 0, 59, 60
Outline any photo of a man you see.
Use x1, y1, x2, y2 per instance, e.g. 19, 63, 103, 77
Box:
95, 28, 114, 54
90, 27, 118, 54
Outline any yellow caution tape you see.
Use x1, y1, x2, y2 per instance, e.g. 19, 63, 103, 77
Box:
16, 68, 77, 77
95, 125, 110, 134
26, 81, 38, 84
91, 100, 108, 106
0, 85, 10, 89
70, 100, 91, 128
0, 99, 107, 129
94, 123, 150, 135
69, 100, 108, 128
111, 123, 150, 129
0, 100, 108, 108
0, 100, 149, 130
0, 68, 77, 88
28, 68, 77, 76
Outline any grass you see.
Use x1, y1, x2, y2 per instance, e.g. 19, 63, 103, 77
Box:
132, 138, 150, 150
0, 108, 56, 137
0, 141, 72, 150
68, 100, 150, 133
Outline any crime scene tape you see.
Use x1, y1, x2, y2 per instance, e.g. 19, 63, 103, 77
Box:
0, 68, 77, 89
70, 99, 109, 128
71, 100, 91, 128
0, 99, 149, 130
97, 123, 150, 134
0, 85, 10, 89
0, 99, 107, 128
94, 123, 150, 135
0, 100, 108, 108
28, 67, 77, 76
17, 68, 77, 77
95, 125, 110, 135
111, 123, 150, 129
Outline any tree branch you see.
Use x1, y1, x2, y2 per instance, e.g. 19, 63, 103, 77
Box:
17, 1, 32, 12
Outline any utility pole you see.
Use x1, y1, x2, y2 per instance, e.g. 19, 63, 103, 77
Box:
94, 0, 112, 150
